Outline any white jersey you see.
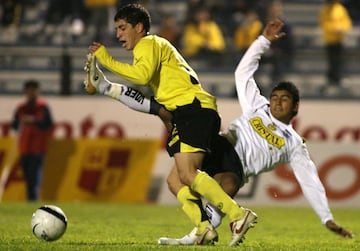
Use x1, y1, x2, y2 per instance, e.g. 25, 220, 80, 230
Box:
223, 35, 333, 224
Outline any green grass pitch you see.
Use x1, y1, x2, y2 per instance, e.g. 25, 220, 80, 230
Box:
0, 202, 358, 250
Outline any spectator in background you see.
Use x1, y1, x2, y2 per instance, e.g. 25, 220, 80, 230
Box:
0, 0, 23, 43
85, 0, 118, 43
182, 6, 226, 67
233, 9, 263, 58
157, 13, 181, 49
319, 0, 352, 94
231, 9, 263, 98
183, 0, 205, 24
11, 80, 54, 201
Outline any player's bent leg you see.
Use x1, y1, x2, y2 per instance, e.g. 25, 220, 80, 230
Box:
83, 54, 152, 114
190, 171, 257, 246
166, 165, 185, 196
176, 186, 218, 244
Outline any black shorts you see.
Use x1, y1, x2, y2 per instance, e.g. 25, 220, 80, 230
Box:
202, 134, 244, 184
166, 98, 221, 156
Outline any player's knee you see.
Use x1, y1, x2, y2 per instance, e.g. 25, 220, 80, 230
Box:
166, 173, 184, 196
166, 176, 177, 196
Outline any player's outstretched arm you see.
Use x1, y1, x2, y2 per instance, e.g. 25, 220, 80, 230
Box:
325, 220, 353, 238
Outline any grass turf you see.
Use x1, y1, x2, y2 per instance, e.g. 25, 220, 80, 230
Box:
0, 202, 358, 250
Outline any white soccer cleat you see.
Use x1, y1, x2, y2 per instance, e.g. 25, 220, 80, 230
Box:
83, 53, 104, 94
158, 227, 197, 245
228, 208, 258, 246
158, 225, 218, 246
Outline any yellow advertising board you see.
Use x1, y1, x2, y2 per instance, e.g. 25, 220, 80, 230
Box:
0, 138, 160, 202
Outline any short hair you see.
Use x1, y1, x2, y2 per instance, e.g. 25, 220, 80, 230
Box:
271, 81, 300, 117
271, 81, 300, 105
24, 80, 39, 89
114, 4, 151, 34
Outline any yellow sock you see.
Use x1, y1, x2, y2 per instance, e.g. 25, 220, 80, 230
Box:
191, 171, 245, 222
177, 186, 209, 233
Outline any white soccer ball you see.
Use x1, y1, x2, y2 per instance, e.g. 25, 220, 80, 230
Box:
31, 205, 68, 241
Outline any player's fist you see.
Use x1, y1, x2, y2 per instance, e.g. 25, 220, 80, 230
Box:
325, 220, 353, 238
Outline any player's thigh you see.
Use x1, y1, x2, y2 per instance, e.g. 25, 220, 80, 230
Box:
202, 135, 244, 193
167, 103, 220, 156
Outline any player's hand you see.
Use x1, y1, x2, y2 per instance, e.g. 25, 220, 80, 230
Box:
262, 18, 286, 42
325, 220, 353, 238
158, 106, 173, 134
89, 42, 102, 54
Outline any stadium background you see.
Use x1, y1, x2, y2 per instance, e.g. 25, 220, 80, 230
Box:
0, 0, 359, 208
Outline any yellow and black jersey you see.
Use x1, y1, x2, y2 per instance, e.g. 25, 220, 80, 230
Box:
94, 35, 217, 112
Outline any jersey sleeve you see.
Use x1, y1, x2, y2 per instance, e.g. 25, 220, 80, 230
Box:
94, 40, 159, 86
234, 35, 270, 113
290, 143, 334, 224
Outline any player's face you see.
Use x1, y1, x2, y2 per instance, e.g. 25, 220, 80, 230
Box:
269, 90, 298, 124
114, 19, 144, 50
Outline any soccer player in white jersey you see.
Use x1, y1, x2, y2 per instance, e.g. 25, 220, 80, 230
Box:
84, 18, 353, 244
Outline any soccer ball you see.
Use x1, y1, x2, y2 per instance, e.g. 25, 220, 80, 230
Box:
31, 205, 68, 241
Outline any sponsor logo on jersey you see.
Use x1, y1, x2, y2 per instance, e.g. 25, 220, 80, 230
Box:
250, 117, 285, 149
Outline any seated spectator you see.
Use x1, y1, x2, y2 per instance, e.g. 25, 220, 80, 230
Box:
233, 9, 263, 57
182, 6, 226, 66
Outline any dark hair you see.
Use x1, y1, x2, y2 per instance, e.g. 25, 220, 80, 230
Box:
24, 80, 39, 89
271, 81, 300, 116
114, 4, 151, 34
271, 81, 299, 104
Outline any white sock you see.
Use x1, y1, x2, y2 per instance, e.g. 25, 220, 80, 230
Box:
104, 83, 151, 113
98, 79, 110, 94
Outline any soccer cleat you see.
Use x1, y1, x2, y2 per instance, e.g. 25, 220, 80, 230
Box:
228, 208, 258, 246
195, 224, 218, 245
158, 227, 197, 245
83, 53, 103, 94
158, 225, 218, 246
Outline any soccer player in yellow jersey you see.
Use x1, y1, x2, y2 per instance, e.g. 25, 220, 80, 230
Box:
85, 3, 256, 246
